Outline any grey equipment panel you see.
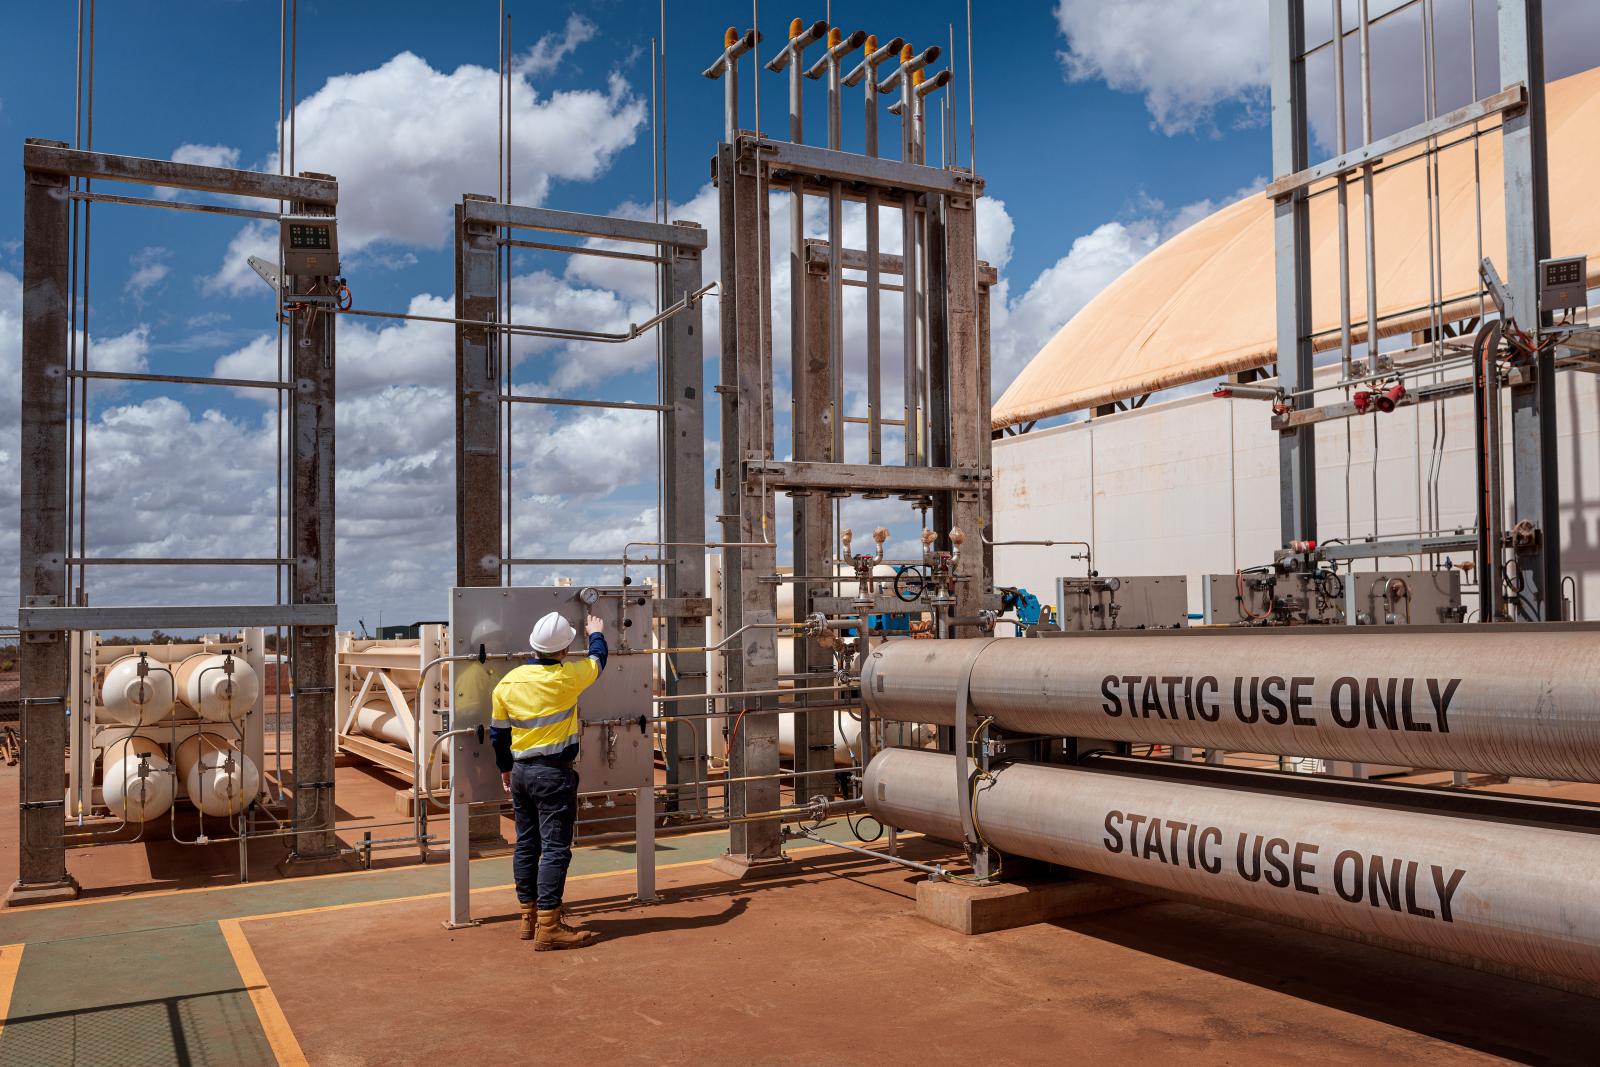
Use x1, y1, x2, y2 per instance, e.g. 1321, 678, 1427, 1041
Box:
448, 585, 655, 804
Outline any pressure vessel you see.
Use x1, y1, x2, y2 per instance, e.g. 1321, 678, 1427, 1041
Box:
174, 732, 232, 782
867, 747, 1600, 988
175, 653, 260, 722
353, 694, 412, 748
185, 747, 261, 816
860, 627, 1600, 782
101, 751, 175, 822
102, 730, 168, 768
100, 654, 176, 726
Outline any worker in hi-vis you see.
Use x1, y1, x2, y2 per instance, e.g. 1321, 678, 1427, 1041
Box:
491, 610, 607, 950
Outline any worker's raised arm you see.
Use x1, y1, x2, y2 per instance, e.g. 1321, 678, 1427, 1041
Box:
585, 613, 608, 673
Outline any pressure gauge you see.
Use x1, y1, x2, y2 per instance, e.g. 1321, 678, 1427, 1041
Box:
577, 587, 599, 606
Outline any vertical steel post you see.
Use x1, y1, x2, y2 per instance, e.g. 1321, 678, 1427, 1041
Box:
717, 142, 784, 870
12, 140, 78, 904
289, 174, 339, 860
1269, 2, 1318, 548
661, 225, 708, 812
455, 195, 502, 588
1499, 0, 1560, 619
793, 253, 837, 798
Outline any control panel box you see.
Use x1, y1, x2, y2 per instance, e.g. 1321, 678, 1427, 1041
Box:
1203, 569, 1464, 626
280, 214, 340, 277
1538, 255, 1588, 313
1054, 575, 1188, 631
448, 585, 654, 803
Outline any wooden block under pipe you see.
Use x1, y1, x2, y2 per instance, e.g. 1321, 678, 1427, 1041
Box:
915, 875, 1146, 935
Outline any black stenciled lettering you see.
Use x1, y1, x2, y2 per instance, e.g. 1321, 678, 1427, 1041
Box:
1289, 677, 1316, 726
1237, 833, 1263, 882
1365, 677, 1399, 731
1232, 677, 1245, 722
1368, 855, 1403, 911
1263, 837, 1292, 888
1196, 677, 1220, 721
1330, 677, 1361, 728
1126, 812, 1148, 849
1143, 817, 1167, 863
1165, 819, 1188, 866
1404, 860, 1435, 919
1428, 677, 1462, 734
1103, 810, 1124, 853
1121, 675, 1141, 713
1238, 677, 1261, 724
1183, 676, 1195, 721
1101, 676, 1122, 716
1162, 677, 1184, 721
1260, 676, 1288, 725
1400, 678, 1430, 732
1198, 827, 1223, 873
1333, 850, 1364, 902
1432, 865, 1466, 923
1292, 842, 1319, 895
1142, 678, 1163, 719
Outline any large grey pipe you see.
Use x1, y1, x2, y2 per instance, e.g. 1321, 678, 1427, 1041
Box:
866, 748, 1600, 986
860, 628, 1600, 781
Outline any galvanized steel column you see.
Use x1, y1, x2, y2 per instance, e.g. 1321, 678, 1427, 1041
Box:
1269, 1, 1317, 548
289, 173, 340, 859
12, 140, 76, 901
455, 195, 502, 588
1499, 0, 1561, 620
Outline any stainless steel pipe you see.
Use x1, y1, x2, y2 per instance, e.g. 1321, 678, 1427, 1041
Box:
866, 748, 1600, 986
860, 628, 1600, 781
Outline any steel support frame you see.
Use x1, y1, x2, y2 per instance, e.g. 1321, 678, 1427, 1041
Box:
717, 128, 994, 871
453, 194, 708, 809
1499, 0, 1561, 620
1269, 3, 1318, 549
13, 143, 340, 900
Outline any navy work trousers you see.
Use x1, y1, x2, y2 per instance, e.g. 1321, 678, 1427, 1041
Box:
510, 760, 579, 909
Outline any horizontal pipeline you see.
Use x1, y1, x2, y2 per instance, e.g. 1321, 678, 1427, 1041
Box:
860, 628, 1600, 782
866, 748, 1600, 988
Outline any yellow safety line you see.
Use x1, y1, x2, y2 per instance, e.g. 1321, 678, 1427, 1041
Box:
219, 919, 308, 1067
7, 825, 734, 912
0, 944, 23, 1045
231, 847, 816, 925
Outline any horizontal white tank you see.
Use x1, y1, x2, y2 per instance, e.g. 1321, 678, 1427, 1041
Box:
775, 713, 941, 765
185, 746, 261, 817
100, 654, 176, 727
175, 653, 260, 723
102, 752, 175, 822
174, 732, 232, 782
867, 747, 1600, 988
353, 694, 412, 748
102, 730, 167, 768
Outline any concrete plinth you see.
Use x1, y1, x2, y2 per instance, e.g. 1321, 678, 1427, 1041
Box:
916, 876, 1144, 935
5, 876, 82, 907
708, 852, 793, 881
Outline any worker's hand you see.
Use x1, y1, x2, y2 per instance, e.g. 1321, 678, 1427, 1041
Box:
501, 771, 511, 794
585, 613, 604, 636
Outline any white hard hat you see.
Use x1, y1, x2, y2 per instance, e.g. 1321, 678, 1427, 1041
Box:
528, 611, 577, 654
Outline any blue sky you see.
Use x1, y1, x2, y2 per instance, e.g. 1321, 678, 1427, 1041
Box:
4, 1, 1591, 629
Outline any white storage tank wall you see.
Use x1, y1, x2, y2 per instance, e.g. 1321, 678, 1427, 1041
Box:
993, 368, 1600, 622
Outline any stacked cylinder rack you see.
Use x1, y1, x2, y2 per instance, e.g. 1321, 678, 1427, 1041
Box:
73, 632, 267, 826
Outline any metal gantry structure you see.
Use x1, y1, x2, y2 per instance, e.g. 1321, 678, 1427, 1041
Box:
452, 195, 711, 810
12, 141, 340, 903
706, 21, 997, 875
1267, 0, 1594, 621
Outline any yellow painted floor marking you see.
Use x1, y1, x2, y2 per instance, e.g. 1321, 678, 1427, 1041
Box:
219, 919, 309, 1067
0, 944, 23, 1044
11, 825, 734, 912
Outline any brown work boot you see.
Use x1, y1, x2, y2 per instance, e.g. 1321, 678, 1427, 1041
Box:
534, 908, 598, 951
519, 903, 536, 941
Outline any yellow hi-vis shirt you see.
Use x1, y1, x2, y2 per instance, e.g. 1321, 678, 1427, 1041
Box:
491, 656, 600, 759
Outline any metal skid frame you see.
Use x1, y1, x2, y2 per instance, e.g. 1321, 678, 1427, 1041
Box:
12, 141, 339, 904
1266, 0, 1562, 619
709, 26, 997, 877
452, 194, 709, 822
